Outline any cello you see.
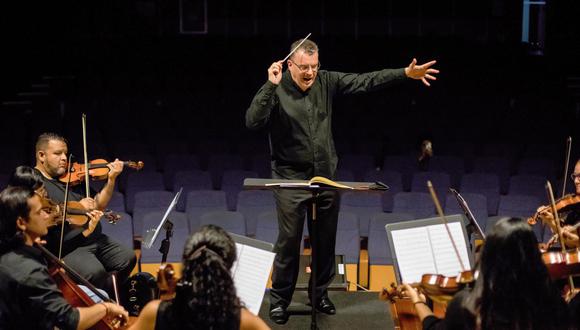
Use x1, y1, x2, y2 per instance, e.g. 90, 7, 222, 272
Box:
35, 242, 127, 329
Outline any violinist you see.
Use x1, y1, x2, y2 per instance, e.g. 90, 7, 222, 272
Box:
537, 159, 580, 248
0, 186, 128, 330
33, 132, 136, 297
129, 225, 270, 330
400, 217, 569, 330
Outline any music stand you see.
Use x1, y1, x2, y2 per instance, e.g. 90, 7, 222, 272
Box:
143, 188, 183, 263
244, 178, 387, 330
449, 188, 486, 241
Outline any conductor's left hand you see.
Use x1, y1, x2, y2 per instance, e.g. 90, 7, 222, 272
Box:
405, 58, 439, 87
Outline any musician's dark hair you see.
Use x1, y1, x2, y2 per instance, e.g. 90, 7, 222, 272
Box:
8, 166, 44, 191
35, 132, 67, 153
463, 217, 568, 329
0, 186, 35, 254
172, 224, 241, 329
289, 39, 318, 59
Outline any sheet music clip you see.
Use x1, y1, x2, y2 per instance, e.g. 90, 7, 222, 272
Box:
370, 181, 390, 191
143, 188, 183, 251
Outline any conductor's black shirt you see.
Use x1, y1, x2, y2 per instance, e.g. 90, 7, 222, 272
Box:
246, 68, 407, 180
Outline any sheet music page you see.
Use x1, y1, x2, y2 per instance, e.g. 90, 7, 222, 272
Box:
231, 243, 275, 315
427, 222, 471, 276
391, 227, 437, 284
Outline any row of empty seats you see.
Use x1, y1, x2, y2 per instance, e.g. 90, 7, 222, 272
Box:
95, 169, 563, 217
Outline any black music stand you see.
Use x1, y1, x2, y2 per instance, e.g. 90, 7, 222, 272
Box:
142, 188, 183, 263
244, 178, 387, 329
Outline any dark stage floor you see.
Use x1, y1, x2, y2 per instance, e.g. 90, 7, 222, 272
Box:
258, 290, 395, 329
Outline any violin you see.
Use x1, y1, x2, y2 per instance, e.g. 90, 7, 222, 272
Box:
542, 248, 580, 280
157, 263, 176, 301
381, 271, 476, 305
528, 194, 580, 226
59, 159, 144, 186
378, 272, 474, 329
44, 199, 121, 227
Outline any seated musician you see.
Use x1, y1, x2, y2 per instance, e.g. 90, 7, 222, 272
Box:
8, 165, 111, 302
129, 224, 270, 330
33, 132, 136, 296
0, 186, 128, 330
400, 217, 569, 329
537, 158, 580, 248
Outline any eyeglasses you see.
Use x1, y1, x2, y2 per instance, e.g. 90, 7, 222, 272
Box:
572, 173, 580, 181
289, 60, 321, 72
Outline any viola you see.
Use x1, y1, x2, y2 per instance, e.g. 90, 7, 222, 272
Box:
45, 200, 121, 227
528, 194, 580, 226
59, 159, 144, 186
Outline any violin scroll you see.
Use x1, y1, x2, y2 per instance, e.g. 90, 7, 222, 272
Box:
157, 263, 176, 300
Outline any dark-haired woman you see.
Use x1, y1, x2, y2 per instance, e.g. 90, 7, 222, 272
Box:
401, 217, 569, 330
129, 224, 269, 330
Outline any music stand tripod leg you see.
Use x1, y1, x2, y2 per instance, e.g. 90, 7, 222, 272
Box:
159, 220, 174, 264
310, 191, 319, 330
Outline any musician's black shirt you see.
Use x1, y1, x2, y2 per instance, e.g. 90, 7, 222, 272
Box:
36, 170, 102, 256
0, 243, 79, 330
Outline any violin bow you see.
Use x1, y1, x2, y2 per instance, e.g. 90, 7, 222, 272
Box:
82, 114, 90, 199
58, 154, 75, 260
427, 181, 467, 272
546, 181, 575, 292
561, 137, 572, 198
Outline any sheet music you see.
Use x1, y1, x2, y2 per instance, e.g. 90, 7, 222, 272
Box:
231, 243, 275, 315
427, 222, 470, 276
391, 227, 437, 284
391, 222, 470, 284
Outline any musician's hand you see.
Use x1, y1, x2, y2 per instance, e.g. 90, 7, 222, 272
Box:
33, 237, 47, 245
400, 283, 426, 304
85, 210, 104, 236
107, 159, 124, 181
562, 226, 580, 248
268, 60, 284, 85
537, 208, 557, 231
405, 58, 439, 87
102, 302, 129, 323
79, 198, 96, 210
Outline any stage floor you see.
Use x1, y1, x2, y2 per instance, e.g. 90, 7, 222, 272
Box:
258, 290, 395, 329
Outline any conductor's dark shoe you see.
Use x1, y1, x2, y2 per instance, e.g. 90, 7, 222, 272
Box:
269, 305, 289, 324
315, 297, 336, 315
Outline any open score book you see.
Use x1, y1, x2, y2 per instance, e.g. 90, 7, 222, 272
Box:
387, 217, 472, 285
264, 176, 355, 189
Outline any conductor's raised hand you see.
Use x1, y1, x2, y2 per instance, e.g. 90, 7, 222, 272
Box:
405, 58, 439, 87
268, 61, 284, 85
